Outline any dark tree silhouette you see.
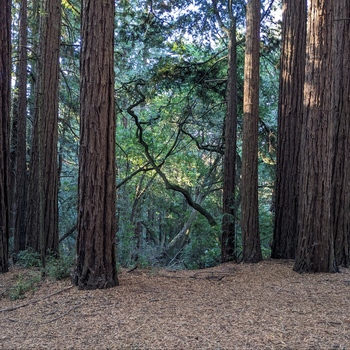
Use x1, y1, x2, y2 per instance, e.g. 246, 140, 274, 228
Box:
0, 0, 11, 273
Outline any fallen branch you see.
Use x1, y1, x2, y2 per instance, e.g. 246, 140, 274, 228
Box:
6, 305, 78, 325
127, 265, 139, 273
190, 271, 232, 281
0, 285, 74, 313
38, 305, 78, 324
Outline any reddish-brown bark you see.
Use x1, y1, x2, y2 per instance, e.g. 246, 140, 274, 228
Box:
294, 0, 337, 273
241, 0, 262, 263
331, 1, 350, 267
26, 0, 61, 258
73, 0, 118, 289
272, 0, 307, 259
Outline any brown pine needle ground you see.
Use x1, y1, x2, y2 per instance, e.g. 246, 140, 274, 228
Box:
1, 260, 349, 349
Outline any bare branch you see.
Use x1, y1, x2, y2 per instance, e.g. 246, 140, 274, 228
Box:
116, 163, 154, 189
127, 81, 217, 226
59, 224, 77, 243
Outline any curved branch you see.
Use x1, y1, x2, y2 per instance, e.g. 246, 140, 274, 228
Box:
181, 128, 224, 155
212, 0, 229, 34
127, 81, 217, 226
116, 163, 154, 189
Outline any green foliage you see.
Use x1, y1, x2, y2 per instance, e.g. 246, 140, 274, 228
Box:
259, 201, 274, 259
44, 253, 74, 280
8, 272, 41, 300
136, 243, 161, 268
17, 248, 42, 268
182, 220, 221, 269
9, 0, 281, 272
117, 221, 138, 268
16, 249, 73, 281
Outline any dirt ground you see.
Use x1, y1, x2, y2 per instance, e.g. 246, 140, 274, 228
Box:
1, 260, 350, 350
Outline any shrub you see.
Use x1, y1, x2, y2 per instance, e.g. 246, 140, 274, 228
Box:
8, 272, 41, 300
17, 249, 42, 268
45, 253, 74, 280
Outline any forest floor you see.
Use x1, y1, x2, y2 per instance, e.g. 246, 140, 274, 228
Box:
1, 260, 350, 350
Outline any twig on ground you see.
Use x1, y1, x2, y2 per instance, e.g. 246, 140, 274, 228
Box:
6, 305, 78, 325
127, 265, 139, 273
0, 285, 74, 313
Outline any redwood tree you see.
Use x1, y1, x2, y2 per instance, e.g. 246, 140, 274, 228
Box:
331, 1, 350, 267
26, 0, 61, 259
294, 0, 336, 273
212, 0, 238, 263
241, 0, 262, 263
0, 0, 11, 273
271, 0, 307, 259
73, 0, 118, 289
13, 0, 28, 254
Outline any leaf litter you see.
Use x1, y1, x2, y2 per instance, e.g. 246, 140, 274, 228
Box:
0, 260, 349, 349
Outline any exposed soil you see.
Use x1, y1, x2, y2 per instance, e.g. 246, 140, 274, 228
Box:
1, 260, 350, 349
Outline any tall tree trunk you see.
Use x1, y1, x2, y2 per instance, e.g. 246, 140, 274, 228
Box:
211, 0, 238, 263
13, 0, 28, 254
26, 0, 61, 260
73, 0, 118, 289
241, 0, 262, 263
331, 1, 350, 267
221, 24, 238, 263
27, 0, 40, 141
294, 0, 337, 273
0, 0, 11, 273
25, 0, 40, 252
271, 0, 307, 259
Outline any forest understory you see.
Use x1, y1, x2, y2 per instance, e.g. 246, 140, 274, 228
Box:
1, 260, 349, 350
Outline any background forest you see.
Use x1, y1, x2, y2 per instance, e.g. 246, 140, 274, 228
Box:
2, 0, 349, 286
5, 0, 280, 274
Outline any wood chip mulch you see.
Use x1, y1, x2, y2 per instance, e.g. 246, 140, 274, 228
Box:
1, 260, 350, 349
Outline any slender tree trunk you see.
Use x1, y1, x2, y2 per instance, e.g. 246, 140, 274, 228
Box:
26, 0, 61, 260
331, 1, 350, 267
221, 24, 238, 263
73, 0, 118, 289
294, 1, 337, 273
0, 0, 11, 273
13, 0, 28, 254
211, 0, 238, 263
241, 0, 262, 263
271, 0, 307, 259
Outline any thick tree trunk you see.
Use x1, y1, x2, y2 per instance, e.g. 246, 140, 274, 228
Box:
271, 0, 307, 260
26, 0, 61, 259
0, 0, 11, 273
241, 0, 262, 263
331, 1, 350, 267
294, 1, 337, 273
73, 0, 118, 289
13, 0, 28, 254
